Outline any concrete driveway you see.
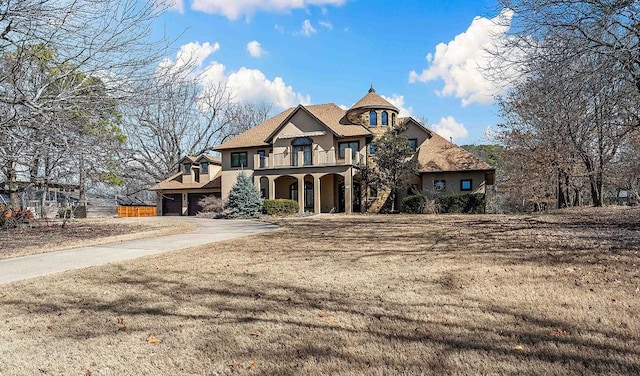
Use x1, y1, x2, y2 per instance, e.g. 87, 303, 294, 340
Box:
0, 218, 278, 284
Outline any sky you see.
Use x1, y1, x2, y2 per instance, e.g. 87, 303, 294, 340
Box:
154, 0, 513, 144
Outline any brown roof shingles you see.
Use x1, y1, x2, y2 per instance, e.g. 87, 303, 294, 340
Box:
150, 172, 222, 191
216, 103, 371, 150
349, 89, 398, 111
417, 132, 493, 173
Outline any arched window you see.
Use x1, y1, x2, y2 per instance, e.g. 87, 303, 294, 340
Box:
369, 111, 377, 126
392, 113, 396, 126
381, 111, 388, 126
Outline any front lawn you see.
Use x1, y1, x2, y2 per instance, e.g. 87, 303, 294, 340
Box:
0, 208, 638, 375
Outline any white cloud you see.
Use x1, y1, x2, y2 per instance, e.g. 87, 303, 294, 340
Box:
430, 116, 469, 142
409, 9, 515, 106
227, 68, 311, 108
274, 24, 285, 33
161, 0, 184, 13
157, 41, 220, 76
381, 94, 413, 117
246, 40, 266, 58
191, 0, 346, 20
319, 21, 333, 30
300, 19, 317, 36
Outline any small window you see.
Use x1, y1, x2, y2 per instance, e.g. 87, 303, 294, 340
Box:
381, 111, 388, 126
369, 111, 377, 126
408, 139, 418, 152
339, 141, 359, 159
231, 152, 248, 168
257, 150, 266, 157
460, 179, 472, 191
370, 186, 378, 198
392, 113, 396, 126
369, 142, 376, 155
183, 163, 191, 174
434, 180, 446, 192
200, 162, 209, 174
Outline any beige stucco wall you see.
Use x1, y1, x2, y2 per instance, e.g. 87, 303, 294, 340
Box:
221, 169, 254, 200
272, 110, 335, 154
320, 174, 336, 212
421, 171, 488, 196
404, 122, 430, 148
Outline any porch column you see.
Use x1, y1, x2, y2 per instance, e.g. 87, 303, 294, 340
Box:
253, 175, 260, 189
344, 170, 352, 214
297, 175, 305, 213
268, 176, 276, 199
314, 175, 321, 214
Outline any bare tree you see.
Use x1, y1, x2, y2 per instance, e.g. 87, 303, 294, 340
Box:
0, 0, 169, 209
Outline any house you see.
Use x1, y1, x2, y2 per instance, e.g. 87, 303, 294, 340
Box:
213, 87, 495, 214
150, 155, 222, 216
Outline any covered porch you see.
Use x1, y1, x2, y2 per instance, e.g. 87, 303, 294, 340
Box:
253, 166, 362, 214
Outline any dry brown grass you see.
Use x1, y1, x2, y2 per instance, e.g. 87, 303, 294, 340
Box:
0, 217, 195, 260
0, 207, 639, 375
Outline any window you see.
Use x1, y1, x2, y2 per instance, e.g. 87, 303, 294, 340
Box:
460, 179, 472, 191
381, 111, 388, 126
257, 150, 266, 158
408, 139, 418, 152
231, 152, 248, 168
339, 141, 359, 159
291, 138, 312, 166
200, 162, 209, 174
392, 113, 396, 126
370, 186, 378, 198
369, 142, 376, 155
183, 163, 191, 174
434, 180, 446, 192
369, 111, 377, 126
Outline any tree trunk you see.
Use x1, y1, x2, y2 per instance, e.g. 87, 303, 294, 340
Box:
7, 160, 20, 209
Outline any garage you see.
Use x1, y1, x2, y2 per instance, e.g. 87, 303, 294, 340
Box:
187, 193, 221, 216
162, 194, 182, 216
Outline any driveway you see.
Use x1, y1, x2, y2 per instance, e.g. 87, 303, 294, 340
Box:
0, 218, 279, 284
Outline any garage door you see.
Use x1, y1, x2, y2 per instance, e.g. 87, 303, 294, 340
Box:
162, 194, 182, 216
187, 193, 221, 216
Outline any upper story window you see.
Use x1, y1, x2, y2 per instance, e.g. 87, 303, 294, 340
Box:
381, 111, 388, 126
408, 139, 418, 152
200, 162, 209, 174
392, 113, 396, 126
183, 163, 191, 174
369, 142, 376, 155
257, 150, 266, 158
460, 179, 473, 191
369, 111, 377, 126
339, 141, 359, 159
231, 152, 248, 168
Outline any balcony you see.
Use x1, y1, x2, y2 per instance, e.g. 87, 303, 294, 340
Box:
255, 148, 365, 170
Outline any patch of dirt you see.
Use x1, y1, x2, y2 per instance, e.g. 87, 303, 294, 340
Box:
0, 217, 195, 260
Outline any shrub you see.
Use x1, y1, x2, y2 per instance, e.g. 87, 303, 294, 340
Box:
198, 195, 225, 213
436, 193, 486, 214
225, 172, 264, 218
401, 195, 426, 214
262, 199, 299, 216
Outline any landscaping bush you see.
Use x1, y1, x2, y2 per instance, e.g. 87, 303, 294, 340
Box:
262, 199, 299, 216
198, 195, 225, 213
401, 195, 426, 214
225, 172, 264, 218
436, 193, 486, 214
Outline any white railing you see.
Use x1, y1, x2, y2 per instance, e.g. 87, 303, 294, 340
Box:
255, 148, 365, 169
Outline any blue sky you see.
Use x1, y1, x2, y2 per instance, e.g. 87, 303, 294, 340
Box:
155, 0, 512, 144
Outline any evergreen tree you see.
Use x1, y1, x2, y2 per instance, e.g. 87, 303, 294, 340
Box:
225, 172, 264, 218
365, 122, 420, 212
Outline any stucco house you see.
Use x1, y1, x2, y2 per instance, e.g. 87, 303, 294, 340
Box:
150, 155, 222, 216
212, 87, 495, 214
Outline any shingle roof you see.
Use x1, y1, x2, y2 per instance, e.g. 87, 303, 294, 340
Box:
149, 172, 222, 191
417, 132, 493, 173
348, 87, 398, 112
215, 103, 372, 150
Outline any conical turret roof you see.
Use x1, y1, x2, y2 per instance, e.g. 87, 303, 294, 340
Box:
348, 86, 399, 111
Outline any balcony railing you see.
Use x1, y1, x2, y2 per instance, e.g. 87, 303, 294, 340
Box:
254, 148, 365, 170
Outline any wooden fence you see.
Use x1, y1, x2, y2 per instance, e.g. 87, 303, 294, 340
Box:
117, 205, 157, 218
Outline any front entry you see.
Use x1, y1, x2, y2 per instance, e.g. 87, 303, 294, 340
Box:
290, 181, 314, 212
338, 181, 361, 213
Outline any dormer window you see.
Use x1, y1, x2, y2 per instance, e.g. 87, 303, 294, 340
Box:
183, 163, 191, 174
201, 162, 209, 174
381, 111, 388, 126
369, 111, 377, 126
